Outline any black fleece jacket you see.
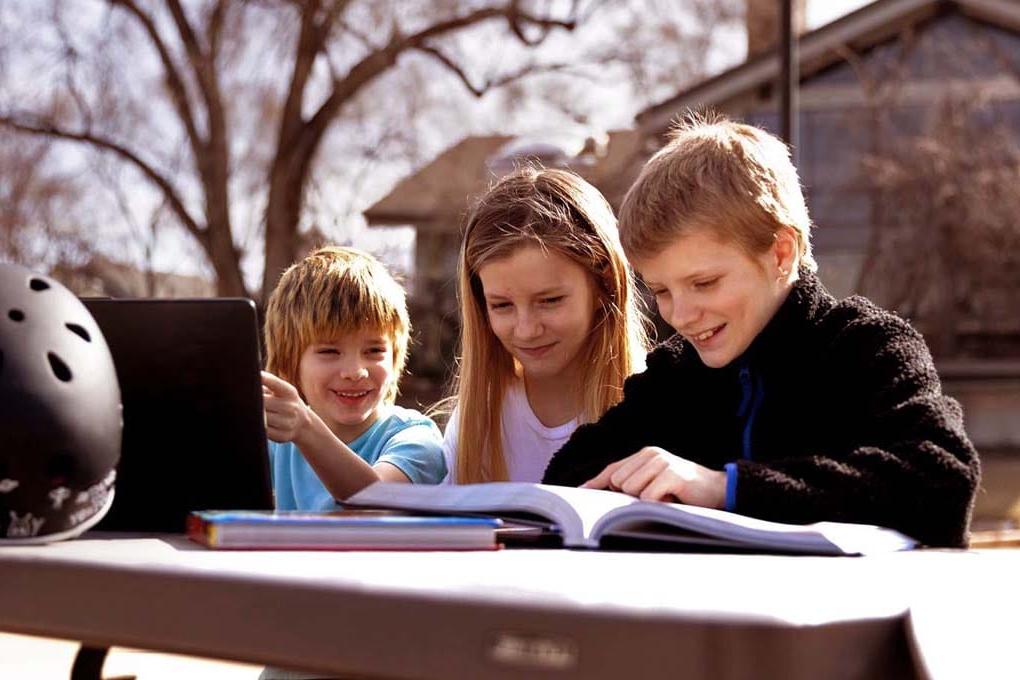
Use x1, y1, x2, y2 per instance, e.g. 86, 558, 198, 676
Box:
542, 270, 980, 548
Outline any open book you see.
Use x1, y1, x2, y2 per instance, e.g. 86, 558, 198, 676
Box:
347, 482, 918, 555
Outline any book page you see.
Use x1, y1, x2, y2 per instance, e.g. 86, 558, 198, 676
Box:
348, 482, 578, 539
348, 482, 641, 547
530, 486, 642, 547
594, 501, 916, 555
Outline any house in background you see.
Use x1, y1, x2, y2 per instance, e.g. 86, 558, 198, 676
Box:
366, 0, 1020, 523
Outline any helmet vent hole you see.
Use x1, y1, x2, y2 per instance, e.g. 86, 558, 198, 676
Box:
8, 309, 25, 322
48, 352, 72, 382
29, 278, 50, 291
66, 323, 91, 342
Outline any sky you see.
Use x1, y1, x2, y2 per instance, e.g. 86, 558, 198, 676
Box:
809, 0, 874, 28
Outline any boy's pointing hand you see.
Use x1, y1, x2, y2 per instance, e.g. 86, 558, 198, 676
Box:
261, 371, 313, 443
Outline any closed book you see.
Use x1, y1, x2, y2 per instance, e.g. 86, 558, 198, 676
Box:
347, 482, 918, 555
187, 509, 502, 551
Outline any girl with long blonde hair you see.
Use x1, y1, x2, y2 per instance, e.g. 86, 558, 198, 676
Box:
442, 166, 650, 484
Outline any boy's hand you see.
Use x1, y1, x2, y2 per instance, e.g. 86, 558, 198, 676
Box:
581, 447, 726, 509
262, 371, 314, 444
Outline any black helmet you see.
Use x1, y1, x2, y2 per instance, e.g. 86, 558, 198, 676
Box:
0, 263, 122, 543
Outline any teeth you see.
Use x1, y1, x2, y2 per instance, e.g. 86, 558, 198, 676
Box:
695, 328, 718, 342
336, 391, 369, 398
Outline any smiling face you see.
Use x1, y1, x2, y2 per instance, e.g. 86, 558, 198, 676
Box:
477, 244, 599, 385
297, 328, 395, 442
635, 228, 796, 368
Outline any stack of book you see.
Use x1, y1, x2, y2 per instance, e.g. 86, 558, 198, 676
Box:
187, 509, 502, 551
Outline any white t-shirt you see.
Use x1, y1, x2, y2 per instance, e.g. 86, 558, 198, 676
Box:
441, 380, 579, 484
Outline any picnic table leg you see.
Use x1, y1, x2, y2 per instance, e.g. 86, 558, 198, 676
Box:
70, 644, 135, 680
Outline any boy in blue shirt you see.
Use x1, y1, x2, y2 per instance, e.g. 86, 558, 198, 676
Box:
261, 246, 445, 509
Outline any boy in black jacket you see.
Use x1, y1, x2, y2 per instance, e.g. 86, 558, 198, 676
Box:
542, 115, 980, 547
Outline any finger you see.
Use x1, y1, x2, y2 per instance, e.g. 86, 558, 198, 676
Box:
264, 411, 292, 442
609, 448, 660, 491
261, 371, 298, 397
262, 387, 304, 416
265, 426, 290, 444
582, 450, 646, 490
264, 411, 287, 432
265, 426, 294, 444
261, 393, 289, 416
638, 473, 684, 504
581, 460, 622, 489
618, 456, 670, 498
265, 409, 300, 434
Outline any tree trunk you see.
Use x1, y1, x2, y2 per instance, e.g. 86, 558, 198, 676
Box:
262, 152, 307, 301
205, 218, 248, 297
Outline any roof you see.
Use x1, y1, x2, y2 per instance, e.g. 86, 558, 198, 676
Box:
363, 135, 513, 230
580, 129, 649, 206
637, 0, 1020, 135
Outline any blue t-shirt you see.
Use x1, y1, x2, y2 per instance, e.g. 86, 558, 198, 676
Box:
268, 405, 446, 511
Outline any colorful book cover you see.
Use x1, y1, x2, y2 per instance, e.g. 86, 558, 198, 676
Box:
187, 509, 502, 551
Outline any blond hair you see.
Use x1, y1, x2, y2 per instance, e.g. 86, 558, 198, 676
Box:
619, 112, 816, 270
451, 166, 650, 483
264, 245, 410, 404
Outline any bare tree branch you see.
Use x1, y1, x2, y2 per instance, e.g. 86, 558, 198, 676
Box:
52, 4, 95, 130
164, 0, 231, 229
166, 0, 221, 119
0, 114, 207, 247
335, 15, 376, 51
277, 0, 358, 148
207, 0, 230, 59
304, 3, 578, 152
507, 0, 579, 45
415, 44, 576, 97
278, 0, 328, 147
107, 0, 205, 161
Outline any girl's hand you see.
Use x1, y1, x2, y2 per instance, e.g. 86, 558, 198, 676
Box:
581, 447, 727, 509
261, 371, 314, 444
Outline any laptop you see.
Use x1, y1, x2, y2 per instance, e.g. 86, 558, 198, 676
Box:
83, 298, 275, 532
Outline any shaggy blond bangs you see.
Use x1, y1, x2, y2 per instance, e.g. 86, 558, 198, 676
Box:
264, 246, 410, 404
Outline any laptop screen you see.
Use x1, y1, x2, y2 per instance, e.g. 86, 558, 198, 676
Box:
83, 297, 274, 532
